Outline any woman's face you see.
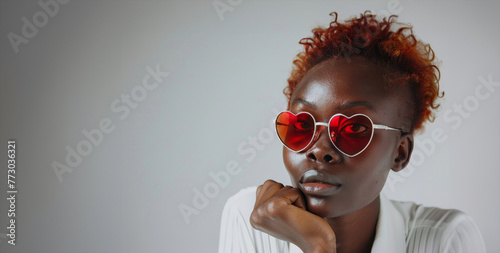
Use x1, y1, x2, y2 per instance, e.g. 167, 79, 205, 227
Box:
284, 57, 410, 218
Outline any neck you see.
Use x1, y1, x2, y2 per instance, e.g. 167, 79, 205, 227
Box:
325, 196, 380, 253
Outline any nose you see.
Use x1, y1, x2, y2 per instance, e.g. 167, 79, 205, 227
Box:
305, 126, 342, 163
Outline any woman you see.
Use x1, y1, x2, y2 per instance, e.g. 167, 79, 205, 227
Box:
218, 11, 485, 253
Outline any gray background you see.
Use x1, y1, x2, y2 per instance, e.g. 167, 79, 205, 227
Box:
0, 0, 499, 252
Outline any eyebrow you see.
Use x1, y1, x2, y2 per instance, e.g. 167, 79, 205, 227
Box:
292, 98, 376, 111
292, 98, 316, 108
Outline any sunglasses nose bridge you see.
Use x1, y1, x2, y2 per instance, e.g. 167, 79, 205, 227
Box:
312, 122, 329, 142
315, 122, 329, 127
311, 122, 339, 150
306, 122, 343, 163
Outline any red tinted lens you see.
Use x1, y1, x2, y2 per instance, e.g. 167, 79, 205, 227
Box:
276, 112, 315, 151
329, 114, 373, 156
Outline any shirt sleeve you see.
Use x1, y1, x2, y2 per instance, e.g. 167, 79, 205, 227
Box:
218, 190, 257, 253
439, 214, 486, 253
217, 187, 290, 253
404, 205, 487, 253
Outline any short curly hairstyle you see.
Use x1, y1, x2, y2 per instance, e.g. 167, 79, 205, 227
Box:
285, 11, 443, 134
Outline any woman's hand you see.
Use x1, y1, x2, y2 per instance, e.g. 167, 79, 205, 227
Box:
250, 180, 337, 253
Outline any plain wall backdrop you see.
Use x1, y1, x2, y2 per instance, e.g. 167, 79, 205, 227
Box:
0, 0, 499, 252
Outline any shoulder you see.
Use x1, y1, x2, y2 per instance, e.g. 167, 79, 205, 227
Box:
388, 198, 486, 253
220, 186, 259, 230
389, 198, 470, 229
220, 186, 258, 235
223, 186, 258, 214
219, 186, 292, 253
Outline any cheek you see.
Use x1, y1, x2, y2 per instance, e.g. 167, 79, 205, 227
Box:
363, 162, 390, 191
341, 158, 390, 213
353, 134, 395, 190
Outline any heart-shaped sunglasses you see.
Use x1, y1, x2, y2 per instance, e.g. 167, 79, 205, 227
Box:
275, 111, 402, 157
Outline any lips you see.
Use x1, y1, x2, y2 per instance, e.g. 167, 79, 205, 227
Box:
299, 170, 341, 196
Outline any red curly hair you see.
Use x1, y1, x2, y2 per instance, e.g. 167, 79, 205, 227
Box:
285, 11, 443, 134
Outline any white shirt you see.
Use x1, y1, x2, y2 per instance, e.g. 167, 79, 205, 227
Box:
218, 186, 486, 253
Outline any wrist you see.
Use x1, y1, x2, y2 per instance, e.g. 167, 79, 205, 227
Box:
303, 238, 336, 253
307, 245, 335, 253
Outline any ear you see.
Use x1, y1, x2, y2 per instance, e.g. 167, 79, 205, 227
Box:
391, 133, 414, 172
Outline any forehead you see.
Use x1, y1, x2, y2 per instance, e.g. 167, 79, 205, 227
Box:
290, 57, 402, 117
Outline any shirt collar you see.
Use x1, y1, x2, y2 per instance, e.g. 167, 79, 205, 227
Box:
370, 194, 406, 253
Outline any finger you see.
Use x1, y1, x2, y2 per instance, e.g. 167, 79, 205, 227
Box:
273, 187, 307, 210
256, 180, 276, 200
257, 184, 285, 207
256, 180, 285, 205
289, 189, 307, 210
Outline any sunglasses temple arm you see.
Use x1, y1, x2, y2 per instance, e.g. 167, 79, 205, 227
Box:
373, 124, 402, 132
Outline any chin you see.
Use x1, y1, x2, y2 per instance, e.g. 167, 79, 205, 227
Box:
305, 195, 343, 218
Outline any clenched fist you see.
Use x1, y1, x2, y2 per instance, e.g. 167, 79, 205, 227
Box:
250, 180, 337, 253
